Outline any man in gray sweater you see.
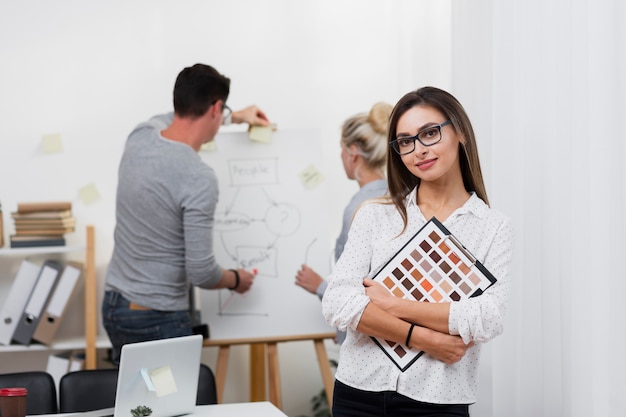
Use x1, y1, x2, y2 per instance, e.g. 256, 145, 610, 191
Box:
102, 63, 269, 365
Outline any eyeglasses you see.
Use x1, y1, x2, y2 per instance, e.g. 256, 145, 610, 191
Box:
221, 102, 232, 120
390, 120, 452, 155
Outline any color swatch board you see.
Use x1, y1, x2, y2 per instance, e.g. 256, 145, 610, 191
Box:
371, 217, 496, 371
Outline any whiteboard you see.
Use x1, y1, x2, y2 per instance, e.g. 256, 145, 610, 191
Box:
198, 129, 334, 340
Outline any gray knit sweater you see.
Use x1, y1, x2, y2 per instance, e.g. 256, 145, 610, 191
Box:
105, 113, 222, 311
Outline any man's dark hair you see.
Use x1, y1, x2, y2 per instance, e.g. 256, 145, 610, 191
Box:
173, 63, 230, 118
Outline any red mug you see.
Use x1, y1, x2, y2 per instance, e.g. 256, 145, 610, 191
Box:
0, 388, 28, 417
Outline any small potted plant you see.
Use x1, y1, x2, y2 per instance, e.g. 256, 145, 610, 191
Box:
130, 405, 152, 417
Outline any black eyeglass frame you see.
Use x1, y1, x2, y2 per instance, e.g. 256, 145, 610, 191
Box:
221, 102, 232, 119
390, 119, 452, 155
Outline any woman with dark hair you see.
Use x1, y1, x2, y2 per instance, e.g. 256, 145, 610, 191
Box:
322, 87, 513, 416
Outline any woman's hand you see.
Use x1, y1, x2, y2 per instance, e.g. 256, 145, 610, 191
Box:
414, 326, 475, 365
363, 278, 399, 314
295, 264, 324, 295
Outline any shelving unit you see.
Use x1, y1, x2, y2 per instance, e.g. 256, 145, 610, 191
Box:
0, 225, 98, 369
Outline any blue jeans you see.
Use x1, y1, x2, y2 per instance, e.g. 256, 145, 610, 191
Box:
332, 379, 470, 417
102, 291, 193, 366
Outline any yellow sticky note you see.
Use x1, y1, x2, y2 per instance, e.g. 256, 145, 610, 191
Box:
150, 365, 178, 397
299, 165, 325, 189
248, 125, 273, 143
200, 141, 217, 152
78, 182, 100, 205
42, 133, 63, 154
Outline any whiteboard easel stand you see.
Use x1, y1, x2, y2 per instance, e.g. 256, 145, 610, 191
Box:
203, 332, 336, 410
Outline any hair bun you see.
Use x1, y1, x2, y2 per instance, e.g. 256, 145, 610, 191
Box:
368, 102, 393, 135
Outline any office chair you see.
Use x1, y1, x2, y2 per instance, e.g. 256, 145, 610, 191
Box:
59, 368, 119, 413
196, 364, 218, 405
0, 371, 58, 415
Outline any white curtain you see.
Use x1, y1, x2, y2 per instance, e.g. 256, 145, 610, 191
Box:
452, 1, 626, 416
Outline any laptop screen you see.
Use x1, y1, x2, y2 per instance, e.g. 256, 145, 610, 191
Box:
114, 335, 203, 417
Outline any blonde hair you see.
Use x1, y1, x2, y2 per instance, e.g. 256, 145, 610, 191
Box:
340, 102, 392, 172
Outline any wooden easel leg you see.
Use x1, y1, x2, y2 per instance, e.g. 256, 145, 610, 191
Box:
250, 343, 266, 402
84, 225, 97, 370
314, 338, 334, 410
215, 345, 230, 403
204, 334, 335, 407
267, 342, 282, 409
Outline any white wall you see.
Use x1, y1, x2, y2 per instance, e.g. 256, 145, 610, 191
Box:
0, 1, 452, 415
451, 1, 626, 416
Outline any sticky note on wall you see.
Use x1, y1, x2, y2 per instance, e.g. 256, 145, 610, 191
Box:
41, 133, 63, 154
78, 182, 100, 205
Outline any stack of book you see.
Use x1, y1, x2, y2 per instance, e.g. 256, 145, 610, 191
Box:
9, 201, 75, 248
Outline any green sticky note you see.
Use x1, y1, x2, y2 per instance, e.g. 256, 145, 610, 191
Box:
42, 133, 63, 154
248, 125, 273, 143
200, 141, 217, 152
78, 182, 100, 205
299, 165, 325, 189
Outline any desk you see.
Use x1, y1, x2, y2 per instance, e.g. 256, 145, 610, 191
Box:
31, 402, 287, 417
191, 402, 287, 416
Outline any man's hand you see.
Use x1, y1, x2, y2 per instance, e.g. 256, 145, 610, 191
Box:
233, 268, 256, 293
232, 105, 270, 126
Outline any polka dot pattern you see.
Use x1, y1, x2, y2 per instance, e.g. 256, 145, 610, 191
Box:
322, 190, 514, 404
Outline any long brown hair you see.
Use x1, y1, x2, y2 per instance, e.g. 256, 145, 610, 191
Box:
386, 86, 489, 230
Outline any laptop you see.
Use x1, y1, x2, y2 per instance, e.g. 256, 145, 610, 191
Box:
89, 334, 203, 417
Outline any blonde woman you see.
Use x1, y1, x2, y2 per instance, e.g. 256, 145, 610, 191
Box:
295, 102, 392, 344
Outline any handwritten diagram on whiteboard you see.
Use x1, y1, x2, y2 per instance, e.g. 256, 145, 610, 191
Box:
198, 129, 334, 340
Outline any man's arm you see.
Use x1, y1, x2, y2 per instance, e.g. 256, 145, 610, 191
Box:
231, 105, 270, 126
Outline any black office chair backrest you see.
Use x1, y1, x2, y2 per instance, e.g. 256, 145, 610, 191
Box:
59, 368, 119, 413
196, 364, 217, 405
0, 371, 58, 415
